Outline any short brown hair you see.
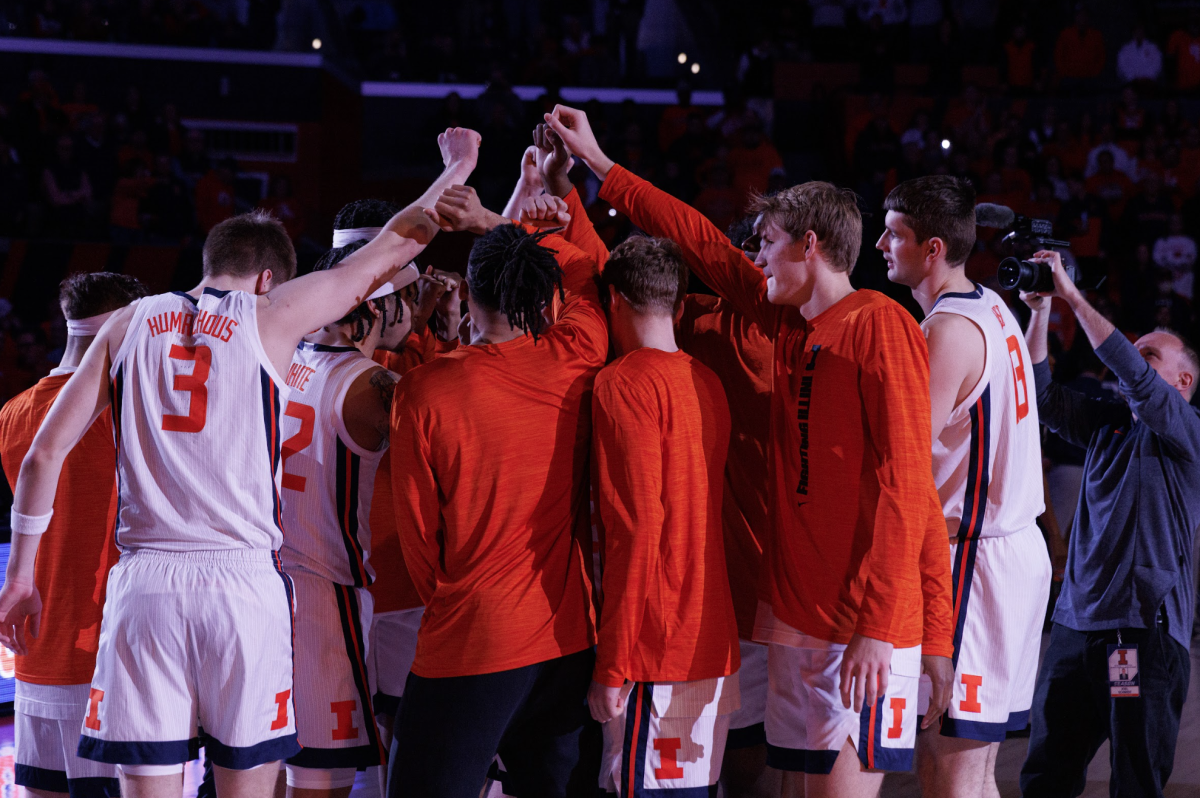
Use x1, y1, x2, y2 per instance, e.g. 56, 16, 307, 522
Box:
748, 182, 863, 273
203, 209, 297, 283
59, 272, 149, 320
599, 235, 688, 314
883, 176, 977, 266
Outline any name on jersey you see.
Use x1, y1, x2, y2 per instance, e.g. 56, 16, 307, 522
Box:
285, 363, 316, 392
147, 310, 238, 342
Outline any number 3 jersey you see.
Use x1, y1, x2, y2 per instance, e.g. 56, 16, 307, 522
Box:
278, 341, 388, 586
109, 289, 289, 552
925, 284, 1044, 539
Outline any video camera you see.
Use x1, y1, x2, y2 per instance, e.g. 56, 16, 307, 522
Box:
975, 203, 1081, 293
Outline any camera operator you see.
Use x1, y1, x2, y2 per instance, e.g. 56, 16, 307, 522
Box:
1019, 250, 1200, 798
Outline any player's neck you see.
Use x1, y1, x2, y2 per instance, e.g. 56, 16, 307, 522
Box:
797, 269, 855, 320
191, 274, 262, 296
58, 335, 93, 370
469, 307, 526, 345
309, 325, 376, 356
915, 266, 975, 316
615, 313, 678, 356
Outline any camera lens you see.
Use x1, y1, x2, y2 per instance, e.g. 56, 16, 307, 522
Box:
998, 257, 1054, 293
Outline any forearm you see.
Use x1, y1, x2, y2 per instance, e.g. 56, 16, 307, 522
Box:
384, 159, 477, 245
1025, 308, 1050, 363
502, 176, 543, 220
1066, 294, 1116, 351
4, 529, 41, 586
919, 492, 954, 658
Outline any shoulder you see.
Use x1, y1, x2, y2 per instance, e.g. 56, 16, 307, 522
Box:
855, 290, 923, 333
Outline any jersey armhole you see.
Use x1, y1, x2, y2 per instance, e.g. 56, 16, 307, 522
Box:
332, 360, 393, 459
928, 309, 990, 426
246, 293, 290, 391
108, 298, 149, 377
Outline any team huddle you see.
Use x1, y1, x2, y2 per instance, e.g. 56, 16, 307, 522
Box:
0, 105, 1064, 798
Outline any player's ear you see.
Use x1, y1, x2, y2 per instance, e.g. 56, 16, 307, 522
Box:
928, 236, 945, 263
607, 284, 621, 311
673, 301, 685, 326
255, 269, 274, 295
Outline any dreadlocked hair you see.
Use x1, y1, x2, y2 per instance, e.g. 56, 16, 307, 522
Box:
313, 238, 404, 343
332, 198, 401, 231
467, 225, 564, 341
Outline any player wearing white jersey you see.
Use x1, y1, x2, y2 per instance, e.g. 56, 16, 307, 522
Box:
280, 230, 456, 798
0, 129, 482, 798
880, 176, 1052, 798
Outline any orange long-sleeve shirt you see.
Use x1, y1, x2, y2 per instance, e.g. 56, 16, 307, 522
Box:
561, 187, 774, 643
0, 374, 121, 684
592, 348, 740, 687
600, 165, 944, 650
389, 233, 606, 677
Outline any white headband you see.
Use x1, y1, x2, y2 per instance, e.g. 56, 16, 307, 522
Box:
332, 227, 384, 248
66, 309, 117, 336
367, 263, 421, 300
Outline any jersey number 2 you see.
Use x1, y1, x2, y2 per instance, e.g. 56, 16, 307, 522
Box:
162, 345, 212, 433
281, 401, 315, 491
1006, 335, 1030, 422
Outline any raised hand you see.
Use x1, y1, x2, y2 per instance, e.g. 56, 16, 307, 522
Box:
519, 194, 571, 228
520, 146, 543, 189
533, 123, 574, 197
543, 105, 615, 179
437, 127, 482, 170
424, 185, 505, 234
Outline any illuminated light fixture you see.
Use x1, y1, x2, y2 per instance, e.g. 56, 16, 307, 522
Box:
608, 208, 618, 217
677, 52, 688, 64
941, 139, 951, 150
691, 62, 700, 74
312, 38, 322, 50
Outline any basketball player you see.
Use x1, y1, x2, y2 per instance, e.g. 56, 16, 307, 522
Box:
0, 128, 481, 798
0, 272, 146, 798
277, 230, 428, 798
878, 176, 1050, 798
546, 105, 943, 798
528, 123, 781, 797
388, 189, 605, 798
588, 235, 741, 796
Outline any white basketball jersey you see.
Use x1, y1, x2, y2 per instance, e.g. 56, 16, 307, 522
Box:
109, 289, 289, 551
925, 285, 1044, 538
278, 342, 388, 587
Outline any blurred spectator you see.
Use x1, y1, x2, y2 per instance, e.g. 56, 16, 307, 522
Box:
77, 113, 118, 200
1085, 123, 1137, 179
1152, 213, 1198, 300
657, 82, 696, 153
258, 174, 306, 242
1167, 13, 1200, 92
194, 157, 237, 233
0, 136, 28, 236
727, 123, 783, 208
693, 160, 740, 233
1085, 150, 1134, 219
42, 134, 93, 237
60, 82, 98, 130
1116, 23, 1163, 86
109, 160, 155, 243
1054, 8, 1105, 86
175, 128, 211, 188
1005, 22, 1036, 91
1122, 173, 1175, 247
142, 154, 193, 241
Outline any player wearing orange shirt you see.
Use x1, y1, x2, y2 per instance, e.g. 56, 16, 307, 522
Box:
547, 105, 946, 798
0, 272, 146, 798
530, 124, 780, 797
388, 188, 605, 798
585, 235, 740, 796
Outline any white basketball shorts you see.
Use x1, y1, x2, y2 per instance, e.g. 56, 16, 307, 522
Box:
77, 549, 299, 769
756, 603, 920, 774
15, 682, 119, 798
726, 641, 768, 749
285, 567, 385, 771
918, 523, 1051, 741
599, 674, 739, 796
368, 607, 423, 718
